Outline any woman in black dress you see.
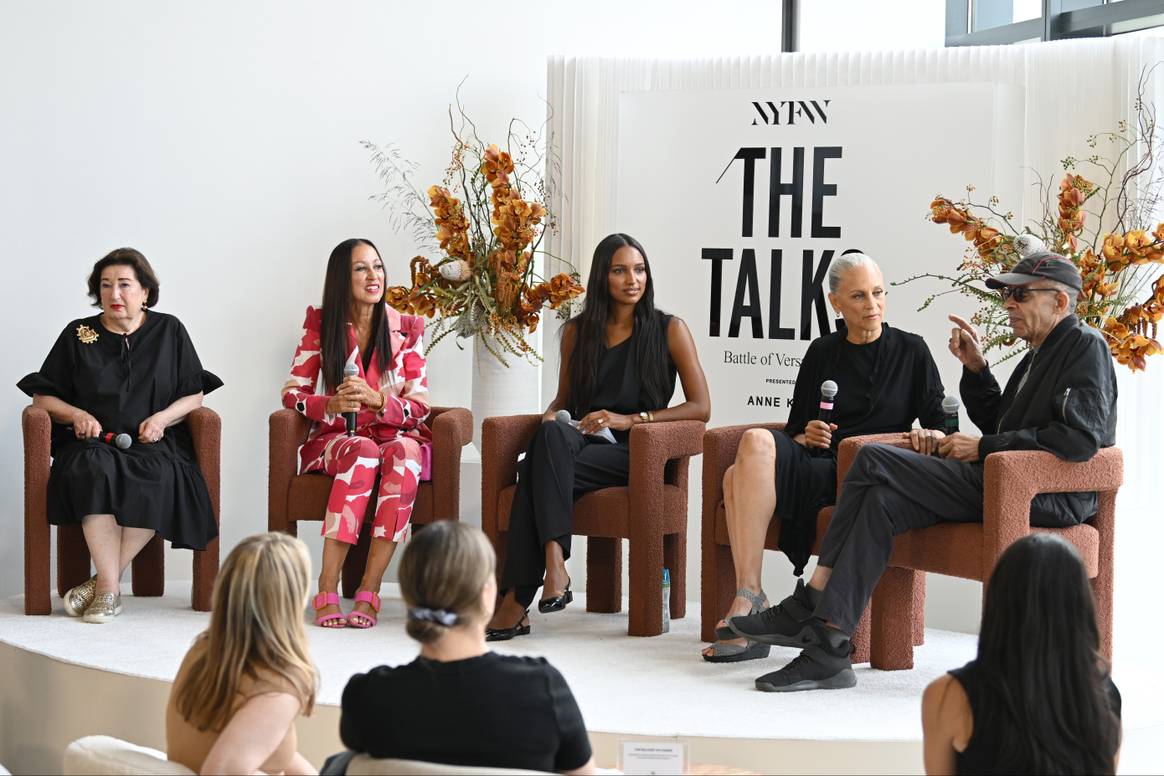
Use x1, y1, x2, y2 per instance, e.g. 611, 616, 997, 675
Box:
18, 248, 221, 623
922, 533, 1121, 774
703, 252, 947, 661
485, 233, 711, 640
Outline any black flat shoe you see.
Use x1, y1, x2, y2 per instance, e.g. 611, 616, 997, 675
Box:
537, 579, 573, 614
486, 611, 531, 642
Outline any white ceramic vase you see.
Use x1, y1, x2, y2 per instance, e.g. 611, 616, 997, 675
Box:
470, 334, 541, 447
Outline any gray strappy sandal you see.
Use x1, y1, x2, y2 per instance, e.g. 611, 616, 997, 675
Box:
702, 588, 771, 664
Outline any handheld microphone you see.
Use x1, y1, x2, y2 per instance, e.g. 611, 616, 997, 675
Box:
819, 380, 838, 424
343, 362, 360, 436
100, 432, 132, 450
554, 409, 617, 444
942, 396, 961, 435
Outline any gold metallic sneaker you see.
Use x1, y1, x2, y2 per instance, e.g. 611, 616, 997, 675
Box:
63, 576, 97, 617
82, 592, 122, 623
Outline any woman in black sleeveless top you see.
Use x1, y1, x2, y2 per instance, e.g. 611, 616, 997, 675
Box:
486, 233, 711, 640
922, 534, 1121, 775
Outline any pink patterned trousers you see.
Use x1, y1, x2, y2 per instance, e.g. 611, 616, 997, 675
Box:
303, 435, 423, 545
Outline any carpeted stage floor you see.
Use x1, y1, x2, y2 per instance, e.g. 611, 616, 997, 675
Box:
1, 582, 976, 742
4, 583, 1163, 775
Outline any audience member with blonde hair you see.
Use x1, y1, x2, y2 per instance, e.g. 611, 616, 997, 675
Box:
334, 521, 595, 774
166, 532, 318, 775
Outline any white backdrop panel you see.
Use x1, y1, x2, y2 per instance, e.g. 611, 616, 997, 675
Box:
618, 84, 1023, 427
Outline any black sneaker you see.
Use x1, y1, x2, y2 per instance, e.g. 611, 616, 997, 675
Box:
754, 628, 856, 693
727, 579, 819, 648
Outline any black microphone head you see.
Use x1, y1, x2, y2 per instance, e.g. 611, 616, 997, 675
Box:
343, 363, 359, 378
942, 396, 961, 414
115, 433, 132, 450
821, 380, 838, 401
554, 409, 572, 423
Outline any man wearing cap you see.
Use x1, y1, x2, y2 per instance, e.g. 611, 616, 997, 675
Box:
727, 252, 1117, 692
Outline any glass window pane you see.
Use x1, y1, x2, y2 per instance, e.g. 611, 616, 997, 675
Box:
971, 0, 1042, 31
1115, 18, 1164, 36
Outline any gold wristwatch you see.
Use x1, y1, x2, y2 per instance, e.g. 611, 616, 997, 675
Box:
639, 411, 653, 423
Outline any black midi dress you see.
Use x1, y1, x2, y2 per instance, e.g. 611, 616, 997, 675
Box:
17, 312, 223, 549
772, 324, 947, 574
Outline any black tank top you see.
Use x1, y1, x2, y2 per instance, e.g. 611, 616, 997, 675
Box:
948, 660, 1121, 775
584, 313, 677, 445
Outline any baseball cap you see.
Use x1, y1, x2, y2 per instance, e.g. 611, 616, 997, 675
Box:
984, 252, 1082, 291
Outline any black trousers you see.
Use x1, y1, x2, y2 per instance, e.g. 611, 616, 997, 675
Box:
814, 443, 1083, 634
501, 420, 630, 606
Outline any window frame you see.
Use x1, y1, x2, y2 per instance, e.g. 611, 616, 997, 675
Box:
946, 0, 1164, 46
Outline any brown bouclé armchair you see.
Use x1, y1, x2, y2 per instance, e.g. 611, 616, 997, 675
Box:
837, 433, 1122, 670
700, 423, 887, 663
23, 405, 222, 615
482, 415, 704, 637
268, 406, 472, 598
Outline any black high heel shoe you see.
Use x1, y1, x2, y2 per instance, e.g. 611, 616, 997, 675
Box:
537, 578, 573, 614
486, 610, 531, 642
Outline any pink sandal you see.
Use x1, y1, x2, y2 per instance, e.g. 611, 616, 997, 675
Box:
347, 590, 381, 629
313, 592, 347, 629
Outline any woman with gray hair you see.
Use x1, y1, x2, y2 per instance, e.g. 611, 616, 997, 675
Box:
703, 251, 947, 662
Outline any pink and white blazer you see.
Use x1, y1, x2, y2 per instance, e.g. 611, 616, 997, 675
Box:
281, 304, 432, 471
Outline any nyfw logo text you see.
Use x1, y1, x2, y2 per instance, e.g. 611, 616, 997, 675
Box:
750, 100, 831, 126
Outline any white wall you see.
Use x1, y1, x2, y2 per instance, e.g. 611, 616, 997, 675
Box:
799, 0, 945, 51
0, 0, 789, 598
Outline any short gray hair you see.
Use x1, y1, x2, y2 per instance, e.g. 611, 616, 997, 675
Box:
828, 252, 880, 293
1046, 279, 1079, 309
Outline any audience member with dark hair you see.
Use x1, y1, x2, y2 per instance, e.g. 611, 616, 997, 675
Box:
18, 247, 222, 622
335, 521, 596, 774
922, 533, 1122, 775
167, 532, 318, 775
486, 233, 711, 640
282, 238, 431, 630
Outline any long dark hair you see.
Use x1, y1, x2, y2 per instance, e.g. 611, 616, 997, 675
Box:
975, 533, 1120, 774
320, 238, 391, 391
566, 233, 671, 416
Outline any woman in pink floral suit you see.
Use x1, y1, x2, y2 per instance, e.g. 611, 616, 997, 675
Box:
282, 238, 431, 629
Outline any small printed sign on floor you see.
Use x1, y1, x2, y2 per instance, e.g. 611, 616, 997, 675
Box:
619, 740, 686, 775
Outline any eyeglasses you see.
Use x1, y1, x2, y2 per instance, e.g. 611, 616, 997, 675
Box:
998, 286, 1061, 303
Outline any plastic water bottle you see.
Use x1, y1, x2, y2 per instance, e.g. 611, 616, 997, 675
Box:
661, 568, 671, 633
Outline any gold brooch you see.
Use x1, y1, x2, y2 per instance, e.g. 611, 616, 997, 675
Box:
76, 324, 99, 344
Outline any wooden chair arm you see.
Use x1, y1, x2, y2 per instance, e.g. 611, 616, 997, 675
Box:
983, 447, 1123, 567
628, 420, 706, 536
480, 414, 542, 539
428, 406, 472, 521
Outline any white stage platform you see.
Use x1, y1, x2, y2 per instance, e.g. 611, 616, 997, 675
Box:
1, 584, 1161, 774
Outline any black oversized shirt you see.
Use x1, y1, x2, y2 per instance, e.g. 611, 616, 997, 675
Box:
960, 315, 1118, 525
784, 324, 947, 448
18, 311, 221, 460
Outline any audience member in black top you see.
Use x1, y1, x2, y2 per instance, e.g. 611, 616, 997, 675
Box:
923, 533, 1122, 775
487, 233, 710, 640
335, 522, 595, 775
703, 252, 946, 662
